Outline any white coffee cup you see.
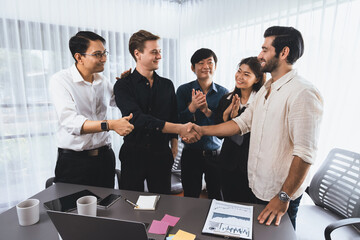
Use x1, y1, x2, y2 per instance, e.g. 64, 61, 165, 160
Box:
16, 199, 40, 226
76, 196, 97, 216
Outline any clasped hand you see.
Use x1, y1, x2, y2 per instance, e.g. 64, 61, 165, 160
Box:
179, 122, 202, 144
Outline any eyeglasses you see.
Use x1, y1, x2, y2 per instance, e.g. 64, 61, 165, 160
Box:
81, 50, 109, 58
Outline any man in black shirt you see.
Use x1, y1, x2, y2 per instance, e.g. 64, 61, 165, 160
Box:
114, 30, 192, 194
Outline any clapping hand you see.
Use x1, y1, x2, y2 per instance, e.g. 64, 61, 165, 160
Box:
230, 94, 241, 119
188, 89, 208, 113
223, 94, 241, 121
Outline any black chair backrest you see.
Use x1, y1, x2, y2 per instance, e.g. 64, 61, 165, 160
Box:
309, 148, 360, 224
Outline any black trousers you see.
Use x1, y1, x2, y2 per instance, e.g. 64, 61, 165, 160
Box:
119, 144, 173, 194
54, 146, 116, 188
180, 148, 222, 200
221, 165, 254, 203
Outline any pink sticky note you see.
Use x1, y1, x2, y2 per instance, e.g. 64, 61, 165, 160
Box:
161, 214, 180, 227
148, 220, 170, 235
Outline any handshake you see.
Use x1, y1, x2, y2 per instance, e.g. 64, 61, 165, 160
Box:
178, 123, 203, 144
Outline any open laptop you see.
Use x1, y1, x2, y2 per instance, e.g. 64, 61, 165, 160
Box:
47, 210, 150, 240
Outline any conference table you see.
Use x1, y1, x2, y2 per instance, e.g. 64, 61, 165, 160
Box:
0, 183, 296, 239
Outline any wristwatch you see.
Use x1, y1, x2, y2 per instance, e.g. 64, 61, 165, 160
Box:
101, 120, 109, 132
278, 191, 291, 202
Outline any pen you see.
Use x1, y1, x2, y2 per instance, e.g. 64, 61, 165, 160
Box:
122, 196, 138, 208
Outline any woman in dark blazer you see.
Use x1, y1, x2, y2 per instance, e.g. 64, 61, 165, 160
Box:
214, 57, 265, 203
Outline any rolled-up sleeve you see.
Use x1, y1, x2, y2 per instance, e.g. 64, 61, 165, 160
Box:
49, 76, 87, 136
289, 88, 324, 164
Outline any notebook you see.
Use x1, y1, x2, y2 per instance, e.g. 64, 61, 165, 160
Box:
47, 210, 149, 240
135, 195, 160, 210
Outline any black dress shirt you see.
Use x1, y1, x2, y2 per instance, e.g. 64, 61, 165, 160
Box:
113, 69, 178, 149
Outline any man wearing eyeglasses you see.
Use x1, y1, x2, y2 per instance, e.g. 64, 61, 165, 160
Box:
49, 31, 134, 188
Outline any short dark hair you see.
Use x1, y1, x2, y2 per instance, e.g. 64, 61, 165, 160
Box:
129, 30, 160, 61
190, 48, 218, 67
264, 26, 304, 64
69, 31, 106, 62
238, 57, 265, 92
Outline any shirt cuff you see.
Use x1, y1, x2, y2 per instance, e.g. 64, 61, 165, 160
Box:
155, 120, 166, 132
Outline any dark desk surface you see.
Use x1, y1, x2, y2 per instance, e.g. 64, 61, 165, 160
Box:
0, 183, 296, 240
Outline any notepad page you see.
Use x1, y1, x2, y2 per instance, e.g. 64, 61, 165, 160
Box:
135, 195, 159, 210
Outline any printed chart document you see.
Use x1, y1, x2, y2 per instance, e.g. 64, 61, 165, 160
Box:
202, 199, 253, 239
135, 195, 160, 210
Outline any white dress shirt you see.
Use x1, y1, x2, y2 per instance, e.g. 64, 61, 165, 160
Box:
232, 69, 323, 201
49, 64, 116, 151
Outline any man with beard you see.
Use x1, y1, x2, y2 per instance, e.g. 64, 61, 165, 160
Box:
49, 31, 134, 188
184, 26, 323, 228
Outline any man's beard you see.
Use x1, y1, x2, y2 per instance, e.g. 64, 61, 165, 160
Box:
261, 56, 279, 73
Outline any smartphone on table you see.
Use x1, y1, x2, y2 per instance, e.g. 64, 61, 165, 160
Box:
97, 194, 122, 209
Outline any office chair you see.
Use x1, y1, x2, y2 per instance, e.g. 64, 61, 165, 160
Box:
45, 171, 122, 189
45, 177, 55, 188
170, 142, 183, 194
297, 148, 360, 240
115, 169, 183, 194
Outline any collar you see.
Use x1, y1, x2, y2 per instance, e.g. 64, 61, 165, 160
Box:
246, 91, 257, 106
133, 68, 159, 83
194, 80, 218, 93
71, 64, 103, 85
265, 69, 297, 91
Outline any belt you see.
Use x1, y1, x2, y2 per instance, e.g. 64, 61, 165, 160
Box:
202, 149, 221, 157
184, 147, 221, 157
58, 144, 111, 157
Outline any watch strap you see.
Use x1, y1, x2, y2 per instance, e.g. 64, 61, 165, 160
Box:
278, 191, 291, 202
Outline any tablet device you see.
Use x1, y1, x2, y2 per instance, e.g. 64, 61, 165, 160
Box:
43, 189, 101, 212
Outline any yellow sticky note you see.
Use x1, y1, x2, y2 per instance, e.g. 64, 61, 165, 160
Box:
172, 229, 196, 240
